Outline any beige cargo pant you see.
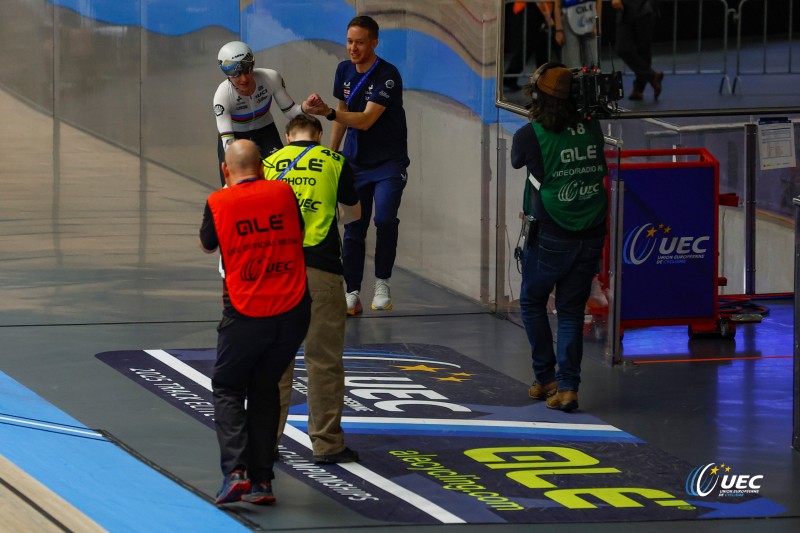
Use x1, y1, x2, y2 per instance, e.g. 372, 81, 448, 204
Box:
277, 267, 347, 456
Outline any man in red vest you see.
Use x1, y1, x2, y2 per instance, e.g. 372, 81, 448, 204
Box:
199, 139, 311, 505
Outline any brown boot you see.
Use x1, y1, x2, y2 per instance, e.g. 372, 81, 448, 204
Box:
528, 380, 557, 400
546, 390, 579, 412
651, 71, 664, 100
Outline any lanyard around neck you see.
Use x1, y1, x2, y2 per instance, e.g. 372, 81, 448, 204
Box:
276, 144, 316, 181
346, 57, 381, 107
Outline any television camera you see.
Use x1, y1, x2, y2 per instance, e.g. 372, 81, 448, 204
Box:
571, 66, 624, 118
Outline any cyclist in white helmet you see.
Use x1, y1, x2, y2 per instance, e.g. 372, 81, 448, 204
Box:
213, 41, 308, 187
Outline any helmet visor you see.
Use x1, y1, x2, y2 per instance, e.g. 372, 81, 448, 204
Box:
220, 59, 254, 78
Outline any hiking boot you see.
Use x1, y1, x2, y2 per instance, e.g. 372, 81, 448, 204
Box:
215, 469, 250, 504
313, 446, 360, 464
546, 390, 579, 412
528, 380, 557, 400
241, 482, 276, 505
371, 279, 393, 310
346, 290, 362, 316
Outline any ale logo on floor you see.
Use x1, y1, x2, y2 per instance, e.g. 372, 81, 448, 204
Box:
96, 346, 786, 523
685, 462, 764, 497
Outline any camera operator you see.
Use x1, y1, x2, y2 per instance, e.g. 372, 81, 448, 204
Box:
510, 63, 608, 413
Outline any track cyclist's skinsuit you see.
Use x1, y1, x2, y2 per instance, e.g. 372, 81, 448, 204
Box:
213, 68, 305, 184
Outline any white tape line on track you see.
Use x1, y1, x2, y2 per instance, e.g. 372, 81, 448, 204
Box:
144, 349, 466, 524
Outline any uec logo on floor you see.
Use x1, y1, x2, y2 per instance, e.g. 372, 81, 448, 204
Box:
685, 463, 763, 498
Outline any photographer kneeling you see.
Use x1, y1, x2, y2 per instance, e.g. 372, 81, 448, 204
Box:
510, 63, 608, 413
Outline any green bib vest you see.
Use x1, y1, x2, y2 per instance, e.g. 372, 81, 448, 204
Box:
525, 119, 608, 232
263, 144, 344, 247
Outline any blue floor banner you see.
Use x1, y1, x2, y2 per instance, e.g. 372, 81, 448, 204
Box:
96, 343, 786, 524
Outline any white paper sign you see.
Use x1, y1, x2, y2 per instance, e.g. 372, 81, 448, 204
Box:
757, 120, 796, 170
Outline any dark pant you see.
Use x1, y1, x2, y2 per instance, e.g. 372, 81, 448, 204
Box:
216, 123, 283, 187
343, 175, 406, 292
519, 232, 604, 392
504, 4, 553, 84
213, 299, 310, 483
615, 11, 658, 92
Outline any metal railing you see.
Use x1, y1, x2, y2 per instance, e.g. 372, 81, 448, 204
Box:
663, 0, 733, 77
732, 0, 799, 92
501, 0, 799, 98
501, 1, 734, 84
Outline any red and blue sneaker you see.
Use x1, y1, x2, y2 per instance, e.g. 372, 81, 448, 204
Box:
214, 469, 250, 504
241, 482, 276, 505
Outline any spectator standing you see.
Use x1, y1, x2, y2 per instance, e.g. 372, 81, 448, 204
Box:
504, 1, 559, 92
263, 115, 362, 464
611, 0, 663, 100
554, 0, 602, 68
199, 140, 311, 504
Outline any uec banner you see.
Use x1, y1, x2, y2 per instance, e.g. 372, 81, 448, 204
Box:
615, 161, 718, 321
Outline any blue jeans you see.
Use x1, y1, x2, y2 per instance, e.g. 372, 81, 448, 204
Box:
343, 175, 406, 292
519, 232, 604, 392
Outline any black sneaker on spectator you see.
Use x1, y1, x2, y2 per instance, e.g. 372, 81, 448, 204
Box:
313, 446, 360, 464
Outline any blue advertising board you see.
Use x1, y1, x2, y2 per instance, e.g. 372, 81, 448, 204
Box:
615, 155, 718, 322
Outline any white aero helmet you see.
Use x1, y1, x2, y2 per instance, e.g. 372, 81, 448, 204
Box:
218, 41, 254, 77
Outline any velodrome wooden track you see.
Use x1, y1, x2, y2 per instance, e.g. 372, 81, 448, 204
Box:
0, 455, 105, 533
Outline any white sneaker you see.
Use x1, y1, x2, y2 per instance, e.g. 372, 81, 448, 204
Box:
371, 279, 393, 311
345, 290, 362, 316
587, 276, 608, 309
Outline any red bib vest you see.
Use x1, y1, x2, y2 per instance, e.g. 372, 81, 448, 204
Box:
208, 179, 306, 317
